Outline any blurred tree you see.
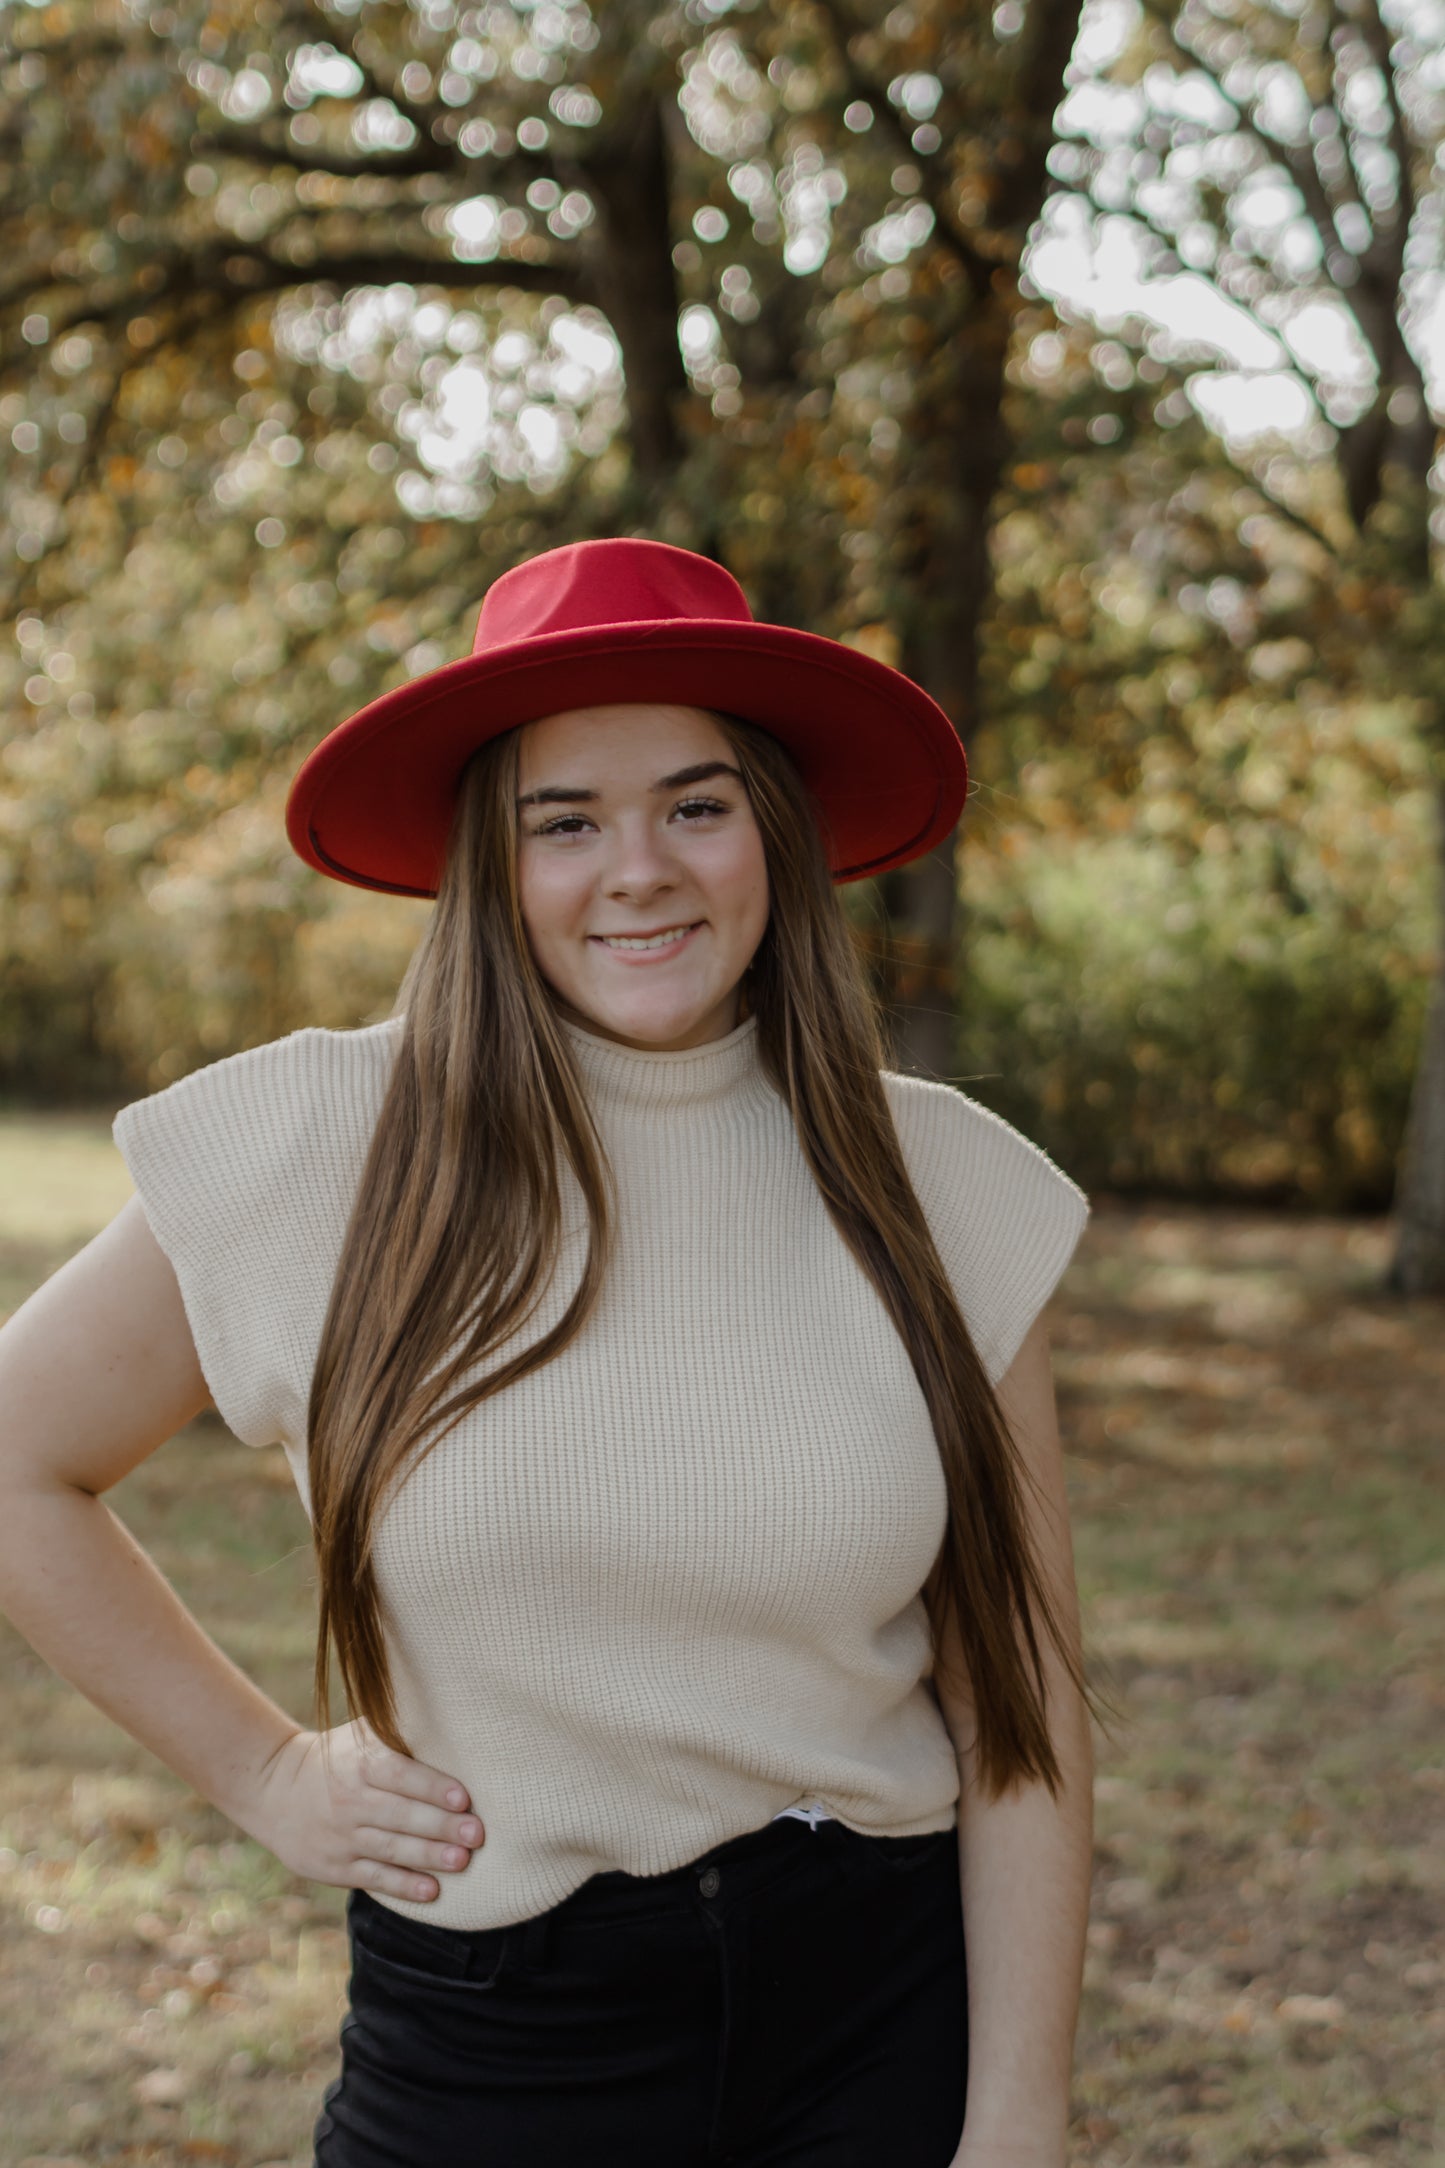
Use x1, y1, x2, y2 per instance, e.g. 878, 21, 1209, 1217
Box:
785, 0, 1087, 1073
971, 305, 1430, 1206
0, 0, 1086, 1093
1031, 0, 1445, 1290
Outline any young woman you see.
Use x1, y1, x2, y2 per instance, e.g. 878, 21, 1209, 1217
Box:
0, 538, 1110, 2168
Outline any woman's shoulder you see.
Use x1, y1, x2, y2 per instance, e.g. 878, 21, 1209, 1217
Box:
119, 1014, 401, 1107
879, 1067, 1087, 1218
112, 1016, 404, 1196
878, 1069, 1090, 1382
108, 1019, 405, 1453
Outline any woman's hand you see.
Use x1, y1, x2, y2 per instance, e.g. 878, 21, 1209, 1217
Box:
244, 1719, 486, 1901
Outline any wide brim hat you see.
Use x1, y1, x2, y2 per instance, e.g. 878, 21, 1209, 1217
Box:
285, 537, 968, 895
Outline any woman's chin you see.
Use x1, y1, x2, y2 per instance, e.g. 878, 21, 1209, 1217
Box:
562, 980, 737, 1049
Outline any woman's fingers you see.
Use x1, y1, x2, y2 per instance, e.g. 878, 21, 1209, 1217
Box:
358, 1746, 484, 1836
339, 1736, 485, 1898
357, 1739, 466, 1808
355, 1855, 444, 1902
360, 1782, 484, 1852
353, 1823, 477, 1876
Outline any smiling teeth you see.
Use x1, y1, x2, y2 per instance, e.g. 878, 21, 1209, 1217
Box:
599, 925, 695, 950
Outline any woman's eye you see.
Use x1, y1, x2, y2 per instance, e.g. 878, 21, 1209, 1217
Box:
533, 798, 728, 838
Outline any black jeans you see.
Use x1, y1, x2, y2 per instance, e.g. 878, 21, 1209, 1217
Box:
312, 1812, 968, 2166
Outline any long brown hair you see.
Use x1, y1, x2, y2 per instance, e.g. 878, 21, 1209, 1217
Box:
305, 710, 1120, 1801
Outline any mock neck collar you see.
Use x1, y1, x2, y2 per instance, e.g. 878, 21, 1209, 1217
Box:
559, 1009, 775, 1115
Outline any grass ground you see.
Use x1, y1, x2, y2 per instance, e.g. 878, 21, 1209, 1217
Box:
0, 1111, 1440, 2167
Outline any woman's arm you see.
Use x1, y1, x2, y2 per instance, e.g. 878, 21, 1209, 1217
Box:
0, 1196, 307, 1827
0, 1198, 488, 1901
936, 1314, 1096, 2166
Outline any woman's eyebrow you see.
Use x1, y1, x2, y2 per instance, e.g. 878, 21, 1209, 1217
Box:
516, 761, 744, 810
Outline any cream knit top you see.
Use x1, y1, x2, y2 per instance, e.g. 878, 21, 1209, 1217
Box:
112, 1008, 1089, 1932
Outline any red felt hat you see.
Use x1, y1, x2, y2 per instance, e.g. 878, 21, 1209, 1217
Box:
284, 537, 968, 896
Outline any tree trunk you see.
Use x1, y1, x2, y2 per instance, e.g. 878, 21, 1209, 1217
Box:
580, 95, 689, 487
1386, 774, 1445, 1295
877, 293, 1012, 1081
876, 838, 964, 1080
865, 0, 1085, 1085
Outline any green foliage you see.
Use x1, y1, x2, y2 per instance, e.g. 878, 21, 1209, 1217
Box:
959, 810, 1432, 1210
964, 348, 1438, 1206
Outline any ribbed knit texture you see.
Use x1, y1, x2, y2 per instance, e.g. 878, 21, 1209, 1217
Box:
112, 1009, 1089, 1931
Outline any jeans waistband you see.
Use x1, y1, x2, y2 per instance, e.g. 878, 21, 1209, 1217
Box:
546, 1808, 842, 1924
352, 1813, 949, 1971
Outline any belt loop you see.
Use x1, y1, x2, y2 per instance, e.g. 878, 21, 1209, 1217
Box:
517, 1908, 553, 1973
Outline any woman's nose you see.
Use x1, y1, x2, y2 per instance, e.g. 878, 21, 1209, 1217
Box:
599, 827, 684, 880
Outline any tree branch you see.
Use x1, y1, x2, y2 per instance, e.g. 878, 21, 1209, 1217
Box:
1348, 0, 1419, 272
2, 240, 592, 381
315, 9, 448, 151
993, 0, 1090, 233
191, 121, 452, 182
1318, 0, 1377, 215
1136, 0, 1352, 264
0, 298, 221, 620
188, 121, 566, 201
0, 24, 130, 66
236, 244, 590, 300
1232, 452, 1344, 557
810, 0, 996, 302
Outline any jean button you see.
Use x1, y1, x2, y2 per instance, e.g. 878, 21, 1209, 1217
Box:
699, 1867, 721, 1897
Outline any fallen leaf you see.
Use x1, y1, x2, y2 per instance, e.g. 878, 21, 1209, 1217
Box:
1276, 1992, 1346, 2024
133, 2066, 187, 2105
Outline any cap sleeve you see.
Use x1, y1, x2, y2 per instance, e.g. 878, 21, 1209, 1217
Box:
883, 1073, 1091, 1387
111, 1029, 334, 1450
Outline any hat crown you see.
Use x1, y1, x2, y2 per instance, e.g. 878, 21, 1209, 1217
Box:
473, 537, 754, 656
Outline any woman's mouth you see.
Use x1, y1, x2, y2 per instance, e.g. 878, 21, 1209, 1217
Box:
589, 922, 704, 963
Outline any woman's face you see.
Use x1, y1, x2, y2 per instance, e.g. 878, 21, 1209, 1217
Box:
515, 702, 771, 1052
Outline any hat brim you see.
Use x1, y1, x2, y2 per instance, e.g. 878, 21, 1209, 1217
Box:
285, 618, 968, 895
